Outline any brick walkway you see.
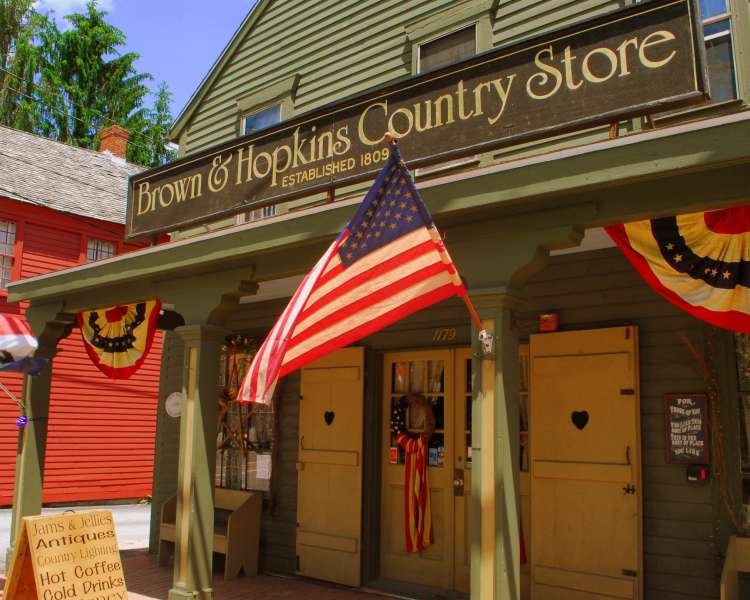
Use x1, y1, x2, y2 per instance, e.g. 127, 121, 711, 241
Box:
0, 551, 391, 600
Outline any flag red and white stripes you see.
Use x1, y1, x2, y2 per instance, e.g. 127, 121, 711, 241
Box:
238, 148, 466, 404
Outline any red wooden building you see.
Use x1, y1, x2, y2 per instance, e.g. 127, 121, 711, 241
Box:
0, 124, 162, 505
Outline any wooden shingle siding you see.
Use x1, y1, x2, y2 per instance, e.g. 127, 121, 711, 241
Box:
519, 247, 729, 600
22, 224, 81, 276
40, 331, 162, 504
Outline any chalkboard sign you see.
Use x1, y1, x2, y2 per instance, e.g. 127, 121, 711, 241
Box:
664, 394, 710, 464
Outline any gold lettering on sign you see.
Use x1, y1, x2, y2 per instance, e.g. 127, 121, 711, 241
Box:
433, 328, 457, 343
639, 30, 677, 68
128, 0, 695, 239
208, 153, 232, 192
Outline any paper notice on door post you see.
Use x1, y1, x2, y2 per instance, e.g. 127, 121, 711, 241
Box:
257, 453, 272, 480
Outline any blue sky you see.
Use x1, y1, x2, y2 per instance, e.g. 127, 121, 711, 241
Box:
35, 0, 258, 119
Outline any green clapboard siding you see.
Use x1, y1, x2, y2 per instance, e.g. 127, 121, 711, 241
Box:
181, 0, 635, 157
184, 0, 451, 155
493, 0, 627, 45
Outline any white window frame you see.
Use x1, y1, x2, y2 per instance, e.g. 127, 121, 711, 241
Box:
86, 238, 117, 262
701, 0, 739, 100
0, 220, 16, 290
237, 205, 277, 224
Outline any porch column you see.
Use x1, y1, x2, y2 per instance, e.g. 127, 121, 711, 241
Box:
168, 324, 225, 600
5, 306, 71, 568
470, 292, 523, 600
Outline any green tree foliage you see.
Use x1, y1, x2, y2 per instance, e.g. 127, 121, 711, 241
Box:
0, 0, 41, 130
128, 81, 177, 167
0, 0, 174, 167
0, 0, 33, 87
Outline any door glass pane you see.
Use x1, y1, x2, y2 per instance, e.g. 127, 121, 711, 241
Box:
700, 0, 728, 18
409, 361, 426, 393
704, 24, 736, 102
429, 433, 445, 467
430, 396, 445, 431
428, 360, 445, 392
392, 362, 408, 393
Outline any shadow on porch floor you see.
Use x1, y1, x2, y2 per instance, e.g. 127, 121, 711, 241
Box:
1, 550, 392, 600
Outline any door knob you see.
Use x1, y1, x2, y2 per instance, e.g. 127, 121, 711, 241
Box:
453, 478, 464, 487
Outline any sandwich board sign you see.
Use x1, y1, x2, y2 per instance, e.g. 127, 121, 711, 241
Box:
3, 510, 128, 600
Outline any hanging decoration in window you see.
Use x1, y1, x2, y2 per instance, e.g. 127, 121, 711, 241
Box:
216, 336, 277, 495
606, 206, 750, 333
77, 299, 161, 379
391, 393, 435, 553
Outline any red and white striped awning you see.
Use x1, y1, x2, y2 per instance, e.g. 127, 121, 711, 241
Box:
0, 314, 38, 361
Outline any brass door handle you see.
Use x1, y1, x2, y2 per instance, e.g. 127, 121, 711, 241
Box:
453, 478, 464, 487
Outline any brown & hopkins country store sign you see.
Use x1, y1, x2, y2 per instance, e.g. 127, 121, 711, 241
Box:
127, 0, 707, 238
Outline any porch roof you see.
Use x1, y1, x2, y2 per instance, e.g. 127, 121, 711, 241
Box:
8, 110, 750, 312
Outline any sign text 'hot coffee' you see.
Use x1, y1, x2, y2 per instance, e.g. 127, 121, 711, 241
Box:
128, 0, 705, 238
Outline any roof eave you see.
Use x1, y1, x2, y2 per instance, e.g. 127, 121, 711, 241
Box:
169, 0, 275, 142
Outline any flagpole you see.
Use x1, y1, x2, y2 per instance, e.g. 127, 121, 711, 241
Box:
385, 132, 492, 351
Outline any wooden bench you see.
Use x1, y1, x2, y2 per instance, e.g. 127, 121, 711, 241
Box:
158, 488, 262, 579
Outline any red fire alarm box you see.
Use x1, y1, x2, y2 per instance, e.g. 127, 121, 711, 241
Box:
686, 464, 710, 483
539, 312, 559, 332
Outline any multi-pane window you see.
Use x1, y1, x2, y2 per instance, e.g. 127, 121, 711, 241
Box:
86, 238, 116, 262
700, 0, 737, 102
238, 205, 276, 224
418, 25, 476, 74
242, 104, 281, 136
0, 220, 16, 289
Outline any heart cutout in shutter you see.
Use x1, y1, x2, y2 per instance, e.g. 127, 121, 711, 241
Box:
571, 410, 589, 430
324, 411, 335, 426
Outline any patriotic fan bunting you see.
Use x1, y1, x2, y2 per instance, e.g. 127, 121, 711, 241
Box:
78, 299, 161, 379
606, 205, 750, 333
239, 147, 467, 405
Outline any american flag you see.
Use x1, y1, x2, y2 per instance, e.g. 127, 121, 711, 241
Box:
238, 147, 466, 404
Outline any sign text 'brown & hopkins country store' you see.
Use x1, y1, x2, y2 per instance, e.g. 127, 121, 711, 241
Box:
127, 0, 706, 238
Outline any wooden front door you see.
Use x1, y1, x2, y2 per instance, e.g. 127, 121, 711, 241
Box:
381, 348, 473, 592
530, 327, 642, 600
297, 347, 364, 587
